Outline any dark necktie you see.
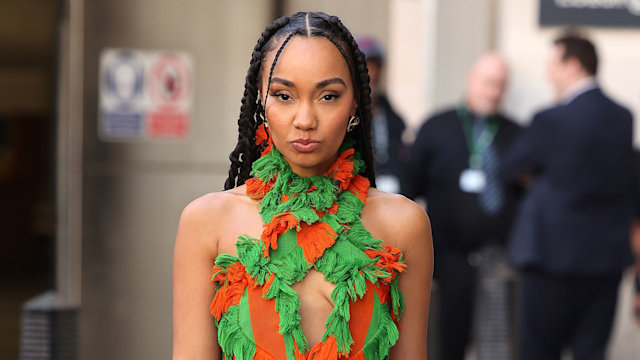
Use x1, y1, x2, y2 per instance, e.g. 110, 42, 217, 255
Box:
473, 117, 504, 215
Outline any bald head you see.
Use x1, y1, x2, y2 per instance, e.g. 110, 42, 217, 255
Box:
466, 52, 509, 116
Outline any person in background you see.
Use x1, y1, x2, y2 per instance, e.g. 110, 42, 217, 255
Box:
631, 151, 640, 327
501, 33, 637, 360
405, 52, 522, 360
633, 219, 640, 327
356, 36, 407, 193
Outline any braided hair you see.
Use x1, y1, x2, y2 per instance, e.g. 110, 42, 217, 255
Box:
224, 12, 376, 190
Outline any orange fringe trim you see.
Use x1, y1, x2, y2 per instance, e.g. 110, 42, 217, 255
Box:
364, 244, 407, 282
246, 177, 276, 200
325, 148, 355, 190
347, 175, 370, 203
261, 213, 299, 256
296, 221, 337, 264
316, 202, 340, 218
256, 124, 269, 145
210, 261, 251, 320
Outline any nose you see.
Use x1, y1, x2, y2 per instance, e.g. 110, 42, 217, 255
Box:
292, 101, 317, 130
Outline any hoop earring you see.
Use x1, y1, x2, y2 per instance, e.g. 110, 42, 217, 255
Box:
347, 116, 360, 132
257, 97, 268, 128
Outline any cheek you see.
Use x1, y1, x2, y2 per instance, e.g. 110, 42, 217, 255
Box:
327, 114, 349, 133
324, 102, 352, 130
265, 102, 296, 125
264, 106, 291, 143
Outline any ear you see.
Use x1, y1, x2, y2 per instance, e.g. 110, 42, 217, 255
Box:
351, 98, 358, 117
565, 57, 585, 76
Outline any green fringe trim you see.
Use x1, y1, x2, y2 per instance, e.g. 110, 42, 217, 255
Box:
217, 305, 256, 360
253, 148, 345, 225
212, 140, 406, 359
390, 277, 405, 319
316, 237, 405, 355
324, 282, 354, 354
360, 304, 400, 360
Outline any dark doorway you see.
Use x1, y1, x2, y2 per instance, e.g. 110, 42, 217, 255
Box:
0, 1, 59, 357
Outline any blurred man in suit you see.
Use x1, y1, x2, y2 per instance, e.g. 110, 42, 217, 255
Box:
502, 34, 636, 360
405, 53, 522, 360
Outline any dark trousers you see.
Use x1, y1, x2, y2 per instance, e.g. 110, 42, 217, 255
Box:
519, 269, 621, 360
434, 251, 476, 360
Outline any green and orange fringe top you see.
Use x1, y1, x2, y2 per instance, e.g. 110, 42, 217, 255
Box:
210, 126, 407, 359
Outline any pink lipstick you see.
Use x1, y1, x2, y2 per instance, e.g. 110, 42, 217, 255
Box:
290, 138, 320, 153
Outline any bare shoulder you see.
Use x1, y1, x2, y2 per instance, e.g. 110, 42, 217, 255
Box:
367, 188, 433, 359
365, 188, 429, 221
362, 188, 431, 251
174, 187, 254, 360
180, 187, 246, 227
176, 185, 255, 255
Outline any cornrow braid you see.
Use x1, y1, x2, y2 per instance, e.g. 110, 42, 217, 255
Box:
326, 15, 376, 187
224, 16, 291, 190
263, 31, 296, 123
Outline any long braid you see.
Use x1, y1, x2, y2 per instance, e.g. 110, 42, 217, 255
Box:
226, 12, 378, 189
326, 16, 377, 187
224, 16, 290, 190
263, 31, 297, 122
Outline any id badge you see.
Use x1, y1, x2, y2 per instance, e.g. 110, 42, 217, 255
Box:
459, 169, 486, 193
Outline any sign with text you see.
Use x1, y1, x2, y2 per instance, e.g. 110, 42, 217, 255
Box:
540, 0, 640, 27
99, 49, 193, 141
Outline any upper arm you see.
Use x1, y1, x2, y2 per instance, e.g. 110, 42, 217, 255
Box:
387, 199, 433, 359
173, 197, 221, 360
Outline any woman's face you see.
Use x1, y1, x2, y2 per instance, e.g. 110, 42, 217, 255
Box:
260, 35, 357, 177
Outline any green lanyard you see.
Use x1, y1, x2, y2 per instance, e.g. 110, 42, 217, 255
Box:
456, 105, 501, 169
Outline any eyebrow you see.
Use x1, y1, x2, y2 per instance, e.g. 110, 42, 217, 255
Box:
271, 77, 295, 88
270, 77, 347, 90
316, 77, 346, 89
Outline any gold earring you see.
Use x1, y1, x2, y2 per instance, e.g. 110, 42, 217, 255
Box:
347, 116, 360, 132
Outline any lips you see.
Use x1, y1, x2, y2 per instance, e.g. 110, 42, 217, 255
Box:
290, 138, 320, 153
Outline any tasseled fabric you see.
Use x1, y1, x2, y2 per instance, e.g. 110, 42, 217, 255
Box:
211, 127, 406, 359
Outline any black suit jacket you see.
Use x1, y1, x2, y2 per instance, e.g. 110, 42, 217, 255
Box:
502, 88, 635, 275
404, 108, 522, 254
373, 94, 407, 179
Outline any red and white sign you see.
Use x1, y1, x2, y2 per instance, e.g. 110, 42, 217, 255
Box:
99, 49, 193, 141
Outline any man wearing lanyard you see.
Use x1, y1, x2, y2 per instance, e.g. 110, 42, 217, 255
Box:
501, 34, 637, 360
405, 53, 522, 360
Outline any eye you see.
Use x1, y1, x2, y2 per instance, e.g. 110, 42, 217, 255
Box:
270, 92, 291, 101
321, 94, 340, 101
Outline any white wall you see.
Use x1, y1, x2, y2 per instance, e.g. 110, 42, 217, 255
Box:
386, 0, 437, 134
497, 0, 640, 146
286, 0, 389, 47
386, 0, 494, 136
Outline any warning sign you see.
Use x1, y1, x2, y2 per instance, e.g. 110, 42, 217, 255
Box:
98, 49, 193, 141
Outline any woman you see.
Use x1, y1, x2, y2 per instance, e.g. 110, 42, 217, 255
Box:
173, 12, 433, 360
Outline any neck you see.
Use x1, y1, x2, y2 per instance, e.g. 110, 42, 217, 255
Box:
286, 156, 338, 178
464, 102, 495, 118
558, 75, 596, 103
